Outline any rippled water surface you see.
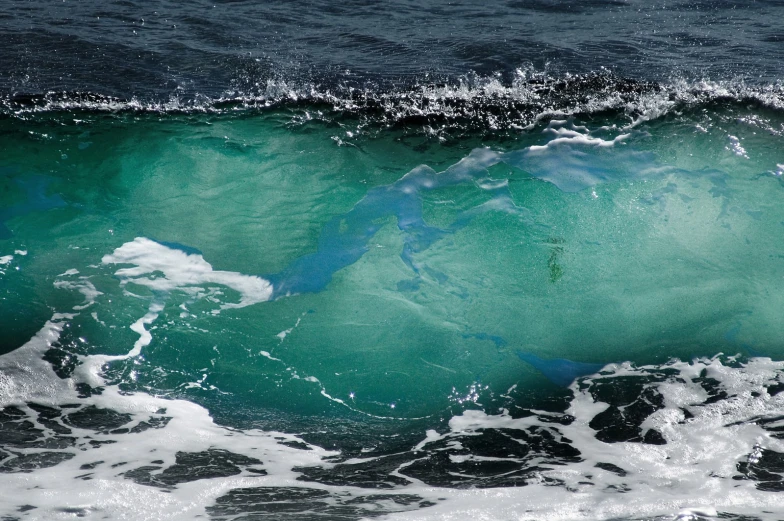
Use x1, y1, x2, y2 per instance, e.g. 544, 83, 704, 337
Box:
2, 1, 784, 520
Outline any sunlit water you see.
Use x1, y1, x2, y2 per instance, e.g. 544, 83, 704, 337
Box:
3, 1, 784, 520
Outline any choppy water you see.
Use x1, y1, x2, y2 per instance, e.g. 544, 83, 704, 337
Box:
2, 1, 784, 520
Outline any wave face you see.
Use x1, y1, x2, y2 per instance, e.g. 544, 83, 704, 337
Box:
2, 101, 784, 520
3, 1, 784, 520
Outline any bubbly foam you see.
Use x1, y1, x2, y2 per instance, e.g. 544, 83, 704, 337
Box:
373, 357, 784, 521
3, 72, 783, 138
6, 306, 784, 521
98, 238, 273, 359
0, 314, 350, 521
102, 237, 273, 310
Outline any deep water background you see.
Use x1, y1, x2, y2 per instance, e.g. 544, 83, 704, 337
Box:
2, 0, 784, 102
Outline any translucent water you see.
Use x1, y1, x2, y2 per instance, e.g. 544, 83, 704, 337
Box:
2, 95, 784, 518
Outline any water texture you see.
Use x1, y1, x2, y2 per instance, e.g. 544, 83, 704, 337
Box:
1, 1, 784, 520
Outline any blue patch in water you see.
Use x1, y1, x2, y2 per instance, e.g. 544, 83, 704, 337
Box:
0, 222, 11, 239
0, 175, 66, 239
724, 323, 765, 358
517, 351, 606, 387
269, 149, 521, 298
396, 278, 421, 292
167, 143, 659, 301
155, 240, 204, 256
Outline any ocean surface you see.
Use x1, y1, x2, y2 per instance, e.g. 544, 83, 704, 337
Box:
2, 1, 784, 520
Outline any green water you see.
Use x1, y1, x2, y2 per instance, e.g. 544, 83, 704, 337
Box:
2, 106, 784, 421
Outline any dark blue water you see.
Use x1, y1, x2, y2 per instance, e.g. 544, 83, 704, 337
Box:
2, 0, 783, 102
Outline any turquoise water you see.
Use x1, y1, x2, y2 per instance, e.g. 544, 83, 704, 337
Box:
3, 89, 784, 519
3, 101, 784, 419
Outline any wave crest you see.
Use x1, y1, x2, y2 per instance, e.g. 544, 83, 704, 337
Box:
4, 70, 784, 137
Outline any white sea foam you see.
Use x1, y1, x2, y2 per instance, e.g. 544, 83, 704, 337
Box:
0, 308, 458, 521
102, 237, 273, 310
0, 313, 345, 521
6, 73, 783, 138
53, 273, 103, 310
99, 238, 273, 358
727, 135, 749, 159
276, 317, 301, 342
378, 357, 784, 521
528, 126, 630, 152
503, 120, 649, 192
0, 314, 75, 408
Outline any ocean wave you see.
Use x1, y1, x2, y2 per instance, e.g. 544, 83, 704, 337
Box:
3, 71, 783, 136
